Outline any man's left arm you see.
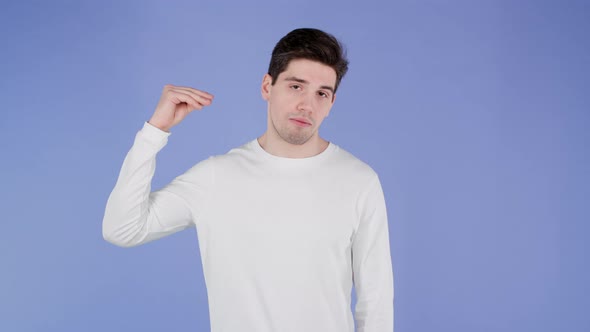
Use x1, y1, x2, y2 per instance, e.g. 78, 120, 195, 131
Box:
352, 175, 394, 332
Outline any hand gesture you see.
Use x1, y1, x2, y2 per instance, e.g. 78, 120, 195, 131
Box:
148, 84, 214, 132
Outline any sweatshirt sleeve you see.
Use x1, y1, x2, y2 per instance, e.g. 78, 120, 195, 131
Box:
102, 122, 208, 247
352, 175, 394, 332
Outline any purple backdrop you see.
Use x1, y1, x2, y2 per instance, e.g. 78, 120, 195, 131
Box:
1, 1, 588, 331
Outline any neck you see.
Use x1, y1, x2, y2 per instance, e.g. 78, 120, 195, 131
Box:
257, 133, 329, 158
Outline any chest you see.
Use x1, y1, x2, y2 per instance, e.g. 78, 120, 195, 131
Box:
204, 173, 358, 256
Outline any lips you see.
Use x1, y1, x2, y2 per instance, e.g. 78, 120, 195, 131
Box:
289, 117, 312, 127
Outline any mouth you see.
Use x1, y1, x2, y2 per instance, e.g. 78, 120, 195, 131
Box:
289, 117, 312, 127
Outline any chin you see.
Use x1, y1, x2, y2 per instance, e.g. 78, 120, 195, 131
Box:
283, 133, 315, 146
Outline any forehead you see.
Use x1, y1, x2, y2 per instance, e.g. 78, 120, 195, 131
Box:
278, 59, 337, 88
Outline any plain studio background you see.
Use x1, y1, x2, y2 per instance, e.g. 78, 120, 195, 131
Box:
1, 1, 588, 331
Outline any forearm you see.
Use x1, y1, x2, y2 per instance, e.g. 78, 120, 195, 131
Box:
102, 122, 192, 247
353, 234, 394, 332
352, 176, 394, 331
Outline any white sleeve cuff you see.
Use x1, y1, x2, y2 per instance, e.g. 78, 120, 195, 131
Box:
136, 121, 171, 151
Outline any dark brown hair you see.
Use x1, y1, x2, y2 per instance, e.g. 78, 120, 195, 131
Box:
267, 28, 349, 93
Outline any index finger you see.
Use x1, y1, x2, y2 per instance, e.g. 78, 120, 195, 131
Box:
175, 86, 214, 100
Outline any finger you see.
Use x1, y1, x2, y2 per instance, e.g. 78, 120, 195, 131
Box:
164, 84, 214, 99
168, 90, 205, 111
162, 85, 213, 109
167, 85, 214, 100
174, 86, 214, 103
169, 87, 213, 107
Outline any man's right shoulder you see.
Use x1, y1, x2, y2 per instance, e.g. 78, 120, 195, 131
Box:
185, 139, 256, 174
210, 139, 258, 164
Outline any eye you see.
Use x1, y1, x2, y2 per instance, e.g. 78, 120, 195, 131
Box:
318, 91, 330, 99
290, 84, 301, 90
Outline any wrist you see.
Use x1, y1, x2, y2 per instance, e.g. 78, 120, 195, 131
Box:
147, 119, 170, 133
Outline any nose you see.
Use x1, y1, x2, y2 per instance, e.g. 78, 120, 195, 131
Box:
296, 91, 314, 112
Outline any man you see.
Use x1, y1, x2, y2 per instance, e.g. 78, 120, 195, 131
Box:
103, 28, 394, 332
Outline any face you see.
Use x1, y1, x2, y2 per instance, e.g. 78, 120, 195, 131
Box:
261, 58, 337, 146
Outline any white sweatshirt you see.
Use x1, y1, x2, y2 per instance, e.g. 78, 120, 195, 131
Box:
103, 122, 394, 332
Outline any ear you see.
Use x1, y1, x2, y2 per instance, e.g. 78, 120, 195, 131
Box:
261, 74, 273, 101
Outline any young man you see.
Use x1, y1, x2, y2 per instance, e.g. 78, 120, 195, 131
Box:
103, 28, 394, 332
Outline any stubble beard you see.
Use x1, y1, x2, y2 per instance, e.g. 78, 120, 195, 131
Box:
272, 119, 314, 146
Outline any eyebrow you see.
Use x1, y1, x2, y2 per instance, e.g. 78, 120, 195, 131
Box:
283, 76, 335, 94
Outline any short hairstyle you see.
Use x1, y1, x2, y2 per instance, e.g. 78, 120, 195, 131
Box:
267, 28, 349, 93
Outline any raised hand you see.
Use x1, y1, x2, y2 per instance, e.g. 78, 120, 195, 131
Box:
148, 84, 214, 132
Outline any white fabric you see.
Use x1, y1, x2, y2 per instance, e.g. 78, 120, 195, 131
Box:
103, 121, 394, 332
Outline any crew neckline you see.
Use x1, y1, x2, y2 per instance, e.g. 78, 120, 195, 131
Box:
249, 138, 337, 165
